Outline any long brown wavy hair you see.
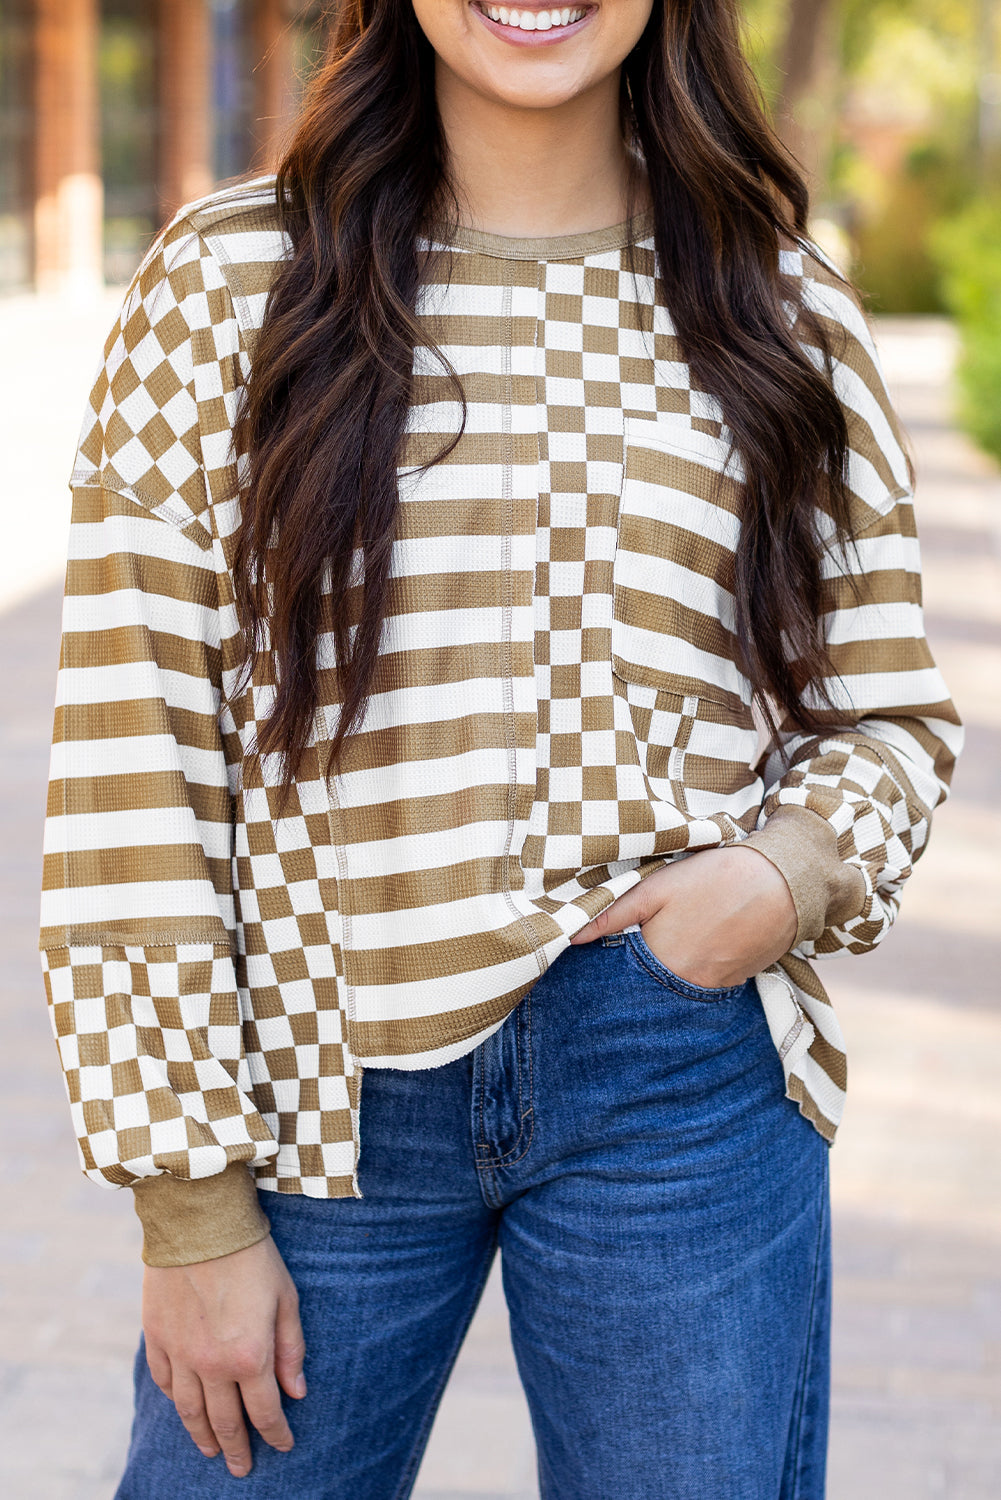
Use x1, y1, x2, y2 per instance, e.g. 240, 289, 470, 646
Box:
234, 0, 854, 787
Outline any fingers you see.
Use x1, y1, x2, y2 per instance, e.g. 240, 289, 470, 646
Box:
571, 883, 649, 944
202, 1378, 257, 1478
238, 1371, 295, 1457
145, 1339, 173, 1402
165, 1365, 295, 1478
274, 1286, 308, 1401
141, 1239, 306, 1479
171, 1347, 295, 1478
170, 1370, 222, 1463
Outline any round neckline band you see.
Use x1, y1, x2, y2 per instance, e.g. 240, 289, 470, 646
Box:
445, 208, 656, 262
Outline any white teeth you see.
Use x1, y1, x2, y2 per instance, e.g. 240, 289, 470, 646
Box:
482, 2, 586, 30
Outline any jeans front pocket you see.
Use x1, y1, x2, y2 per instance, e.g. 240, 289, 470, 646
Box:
626, 929, 748, 1002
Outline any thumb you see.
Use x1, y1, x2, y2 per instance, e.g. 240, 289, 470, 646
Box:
571, 884, 648, 945
274, 1288, 307, 1400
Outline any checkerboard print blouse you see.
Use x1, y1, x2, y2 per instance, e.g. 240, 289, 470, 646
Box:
40, 180, 962, 1265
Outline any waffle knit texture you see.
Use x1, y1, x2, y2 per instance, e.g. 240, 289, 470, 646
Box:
40, 179, 962, 1264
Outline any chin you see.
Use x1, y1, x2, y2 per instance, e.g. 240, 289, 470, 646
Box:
470, 65, 590, 112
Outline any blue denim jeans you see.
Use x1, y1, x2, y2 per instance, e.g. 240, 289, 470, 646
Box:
117, 933, 831, 1499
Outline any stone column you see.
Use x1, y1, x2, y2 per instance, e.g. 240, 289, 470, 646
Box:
159, 0, 214, 219
252, 0, 301, 170
34, 0, 103, 297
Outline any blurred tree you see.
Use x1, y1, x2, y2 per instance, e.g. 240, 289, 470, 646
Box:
974, 0, 1001, 180
743, 0, 990, 311
773, 0, 839, 185
839, 0, 982, 308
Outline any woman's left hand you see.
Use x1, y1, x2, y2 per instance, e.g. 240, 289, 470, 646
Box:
570, 846, 798, 988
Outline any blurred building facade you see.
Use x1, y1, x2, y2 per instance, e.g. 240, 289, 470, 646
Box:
0, 0, 326, 296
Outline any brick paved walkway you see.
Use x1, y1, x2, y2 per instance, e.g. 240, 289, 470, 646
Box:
0, 306, 997, 1498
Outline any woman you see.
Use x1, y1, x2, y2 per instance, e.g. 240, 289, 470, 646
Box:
41, 0, 961, 1495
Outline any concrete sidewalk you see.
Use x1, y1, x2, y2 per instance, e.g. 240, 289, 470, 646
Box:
0, 308, 997, 1499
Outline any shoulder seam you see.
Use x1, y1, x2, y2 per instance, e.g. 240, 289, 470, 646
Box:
182, 190, 290, 345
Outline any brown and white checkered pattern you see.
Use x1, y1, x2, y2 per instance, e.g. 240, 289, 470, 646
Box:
41, 179, 961, 1204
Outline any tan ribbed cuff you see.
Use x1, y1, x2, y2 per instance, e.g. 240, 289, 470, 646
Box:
743, 804, 867, 946
133, 1161, 271, 1267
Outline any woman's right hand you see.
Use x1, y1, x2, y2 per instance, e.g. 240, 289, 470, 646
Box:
142, 1234, 307, 1479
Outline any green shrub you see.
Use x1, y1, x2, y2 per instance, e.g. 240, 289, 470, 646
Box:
851, 143, 972, 315
854, 174, 946, 314
929, 199, 1001, 463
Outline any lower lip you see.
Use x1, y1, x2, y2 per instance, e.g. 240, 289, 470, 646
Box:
470, 4, 595, 47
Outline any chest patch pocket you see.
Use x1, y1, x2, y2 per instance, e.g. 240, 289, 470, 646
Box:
612, 417, 751, 719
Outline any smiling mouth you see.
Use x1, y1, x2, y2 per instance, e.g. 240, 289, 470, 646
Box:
474, 4, 590, 32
